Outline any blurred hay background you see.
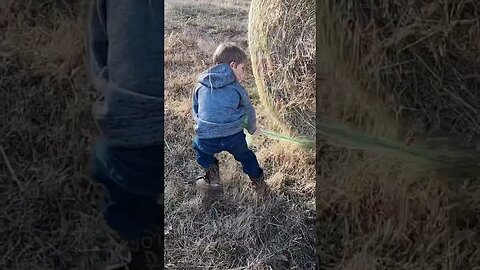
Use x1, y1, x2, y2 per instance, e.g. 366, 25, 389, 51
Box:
316, 0, 480, 268
0, 1, 137, 269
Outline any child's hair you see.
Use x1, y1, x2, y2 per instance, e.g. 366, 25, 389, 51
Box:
213, 43, 248, 65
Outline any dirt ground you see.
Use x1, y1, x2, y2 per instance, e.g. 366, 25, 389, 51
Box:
164, 0, 316, 269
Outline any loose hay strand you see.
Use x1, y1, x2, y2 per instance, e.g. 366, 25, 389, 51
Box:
0, 144, 23, 190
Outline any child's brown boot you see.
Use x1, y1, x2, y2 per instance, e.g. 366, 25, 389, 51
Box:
249, 170, 267, 196
195, 160, 222, 193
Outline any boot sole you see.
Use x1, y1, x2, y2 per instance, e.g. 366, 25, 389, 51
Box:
195, 179, 223, 193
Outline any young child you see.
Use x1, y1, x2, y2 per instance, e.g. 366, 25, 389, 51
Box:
192, 43, 267, 194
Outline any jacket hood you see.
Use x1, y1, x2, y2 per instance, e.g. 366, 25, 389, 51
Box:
197, 63, 236, 89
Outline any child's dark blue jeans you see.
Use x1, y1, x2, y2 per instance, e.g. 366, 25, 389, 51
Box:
89, 137, 163, 241
192, 131, 262, 179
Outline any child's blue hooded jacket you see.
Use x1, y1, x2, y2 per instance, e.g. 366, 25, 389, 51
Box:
192, 63, 257, 139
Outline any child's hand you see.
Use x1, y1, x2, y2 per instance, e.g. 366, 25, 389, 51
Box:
251, 128, 261, 136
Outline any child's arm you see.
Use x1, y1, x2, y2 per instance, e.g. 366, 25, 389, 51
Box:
238, 86, 257, 134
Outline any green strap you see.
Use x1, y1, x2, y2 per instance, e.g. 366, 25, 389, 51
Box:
243, 115, 480, 176
242, 115, 314, 149
257, 129, 315, 148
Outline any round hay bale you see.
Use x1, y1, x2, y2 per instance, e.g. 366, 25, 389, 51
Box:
248, 0, 316, 138
318, 0, 480, 145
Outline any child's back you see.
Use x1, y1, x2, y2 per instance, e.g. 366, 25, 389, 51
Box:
193, 63, 256, 139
